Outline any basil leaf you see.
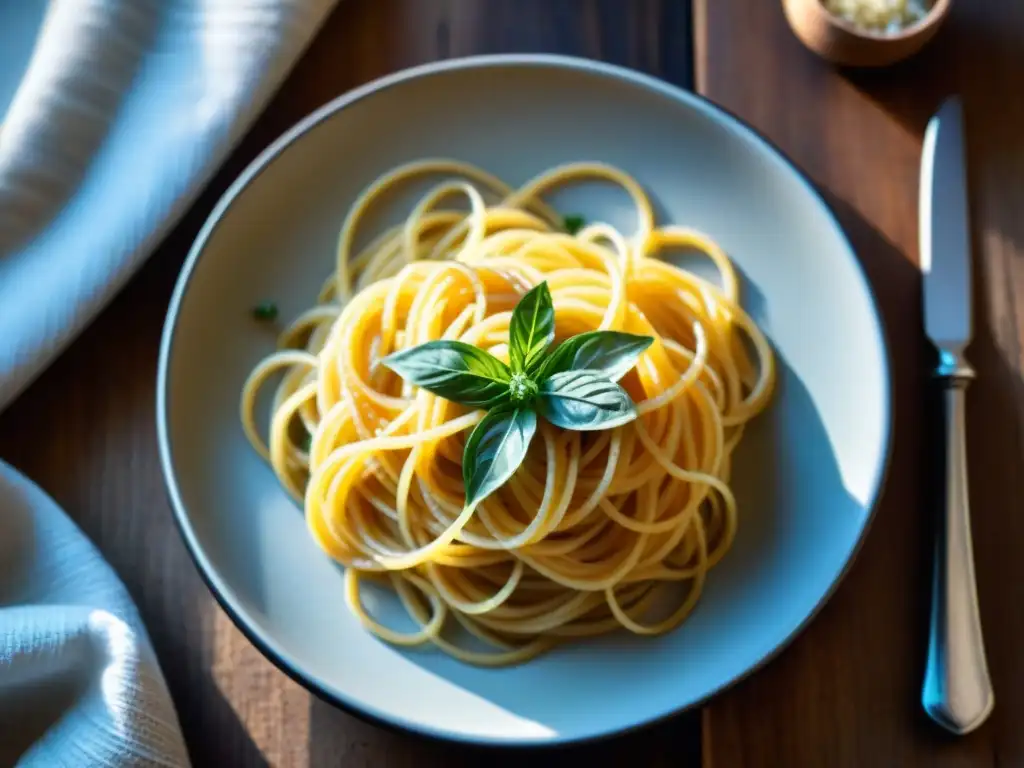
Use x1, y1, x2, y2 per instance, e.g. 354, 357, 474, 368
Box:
251, 301, 278, 321
463, 406, 537, 509
563, 214, 586, 235
537, 330, 654, 383
537, 370, 638, 431
381, 340, 511, 408
508, 282, 555, 374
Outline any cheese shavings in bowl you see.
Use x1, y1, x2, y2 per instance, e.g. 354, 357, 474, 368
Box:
823, 0, 933, 33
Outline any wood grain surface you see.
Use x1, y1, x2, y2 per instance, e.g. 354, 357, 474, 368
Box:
4, 0, 1022, 765
698, 0, 1024, 766
0, 1, 696, 766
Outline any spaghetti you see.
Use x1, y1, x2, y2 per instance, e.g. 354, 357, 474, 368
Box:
240, 160, 775, 666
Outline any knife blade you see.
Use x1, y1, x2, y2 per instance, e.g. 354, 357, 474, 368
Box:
921, 96, 972, 354
919, 96, 994, 735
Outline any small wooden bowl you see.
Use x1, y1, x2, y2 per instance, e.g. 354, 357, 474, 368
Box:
782, 0, 952, 67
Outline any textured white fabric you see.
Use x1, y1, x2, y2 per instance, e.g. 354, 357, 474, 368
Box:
0, 0, 339, 413
0, 460, 190, 767
0, 0, 341, 764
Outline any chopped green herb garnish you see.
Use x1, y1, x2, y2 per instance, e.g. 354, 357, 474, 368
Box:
563, 214, 586, 235
252, 302, 278, 321
300, 432, 312, 452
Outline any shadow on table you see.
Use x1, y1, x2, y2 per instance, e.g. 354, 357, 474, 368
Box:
170, 636, 274, 768
305, 694, 699, 767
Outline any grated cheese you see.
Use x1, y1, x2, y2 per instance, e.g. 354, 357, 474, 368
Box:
823, 0, 933, 33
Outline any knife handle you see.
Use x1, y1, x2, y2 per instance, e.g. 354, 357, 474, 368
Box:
922, 352, 993, 735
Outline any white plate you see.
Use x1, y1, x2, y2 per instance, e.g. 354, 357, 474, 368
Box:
157, 54, 892, 746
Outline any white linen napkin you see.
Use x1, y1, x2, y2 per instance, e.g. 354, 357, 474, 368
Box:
0, 459, 191, 767
0, 0, 340, 764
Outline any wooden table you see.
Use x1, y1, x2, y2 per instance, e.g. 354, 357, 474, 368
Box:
3, 1, 1022, 765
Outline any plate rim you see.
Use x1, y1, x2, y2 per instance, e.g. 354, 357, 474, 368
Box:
156, 52, 895, 748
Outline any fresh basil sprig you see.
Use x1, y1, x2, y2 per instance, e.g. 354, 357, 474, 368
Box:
380, 281, 653, 509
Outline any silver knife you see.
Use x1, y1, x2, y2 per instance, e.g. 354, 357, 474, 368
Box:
920, 96, 994, 735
